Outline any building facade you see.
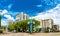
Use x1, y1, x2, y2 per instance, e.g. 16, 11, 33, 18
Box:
40, 19, 53, 32
16, 12, 29, 21
40, 19, 53, 29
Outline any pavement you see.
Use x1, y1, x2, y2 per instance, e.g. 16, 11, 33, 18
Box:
0, 33, 29, 36
0, 32, 60, 36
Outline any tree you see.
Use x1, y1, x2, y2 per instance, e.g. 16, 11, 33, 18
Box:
32, 19, 40, 26
8, 19, 40, 32
8, 24, 15, 31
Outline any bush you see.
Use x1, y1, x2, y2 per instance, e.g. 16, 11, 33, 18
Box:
0, 29, 3, 33
44, 27, 51, 33
44, 28, 49, 33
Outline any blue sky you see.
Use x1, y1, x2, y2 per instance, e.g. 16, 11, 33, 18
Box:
0, 0, 59, 16
0, 0, 60, 26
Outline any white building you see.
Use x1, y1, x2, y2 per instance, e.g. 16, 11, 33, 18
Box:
40, 19, 53, 32
16, 12, 29, 21
40, 19, 53, 28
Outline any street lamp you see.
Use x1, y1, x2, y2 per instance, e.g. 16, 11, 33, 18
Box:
28, 19, 35, 34
0, 14, 2, 28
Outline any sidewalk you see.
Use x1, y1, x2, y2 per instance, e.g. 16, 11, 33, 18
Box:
0, 32, 60, 36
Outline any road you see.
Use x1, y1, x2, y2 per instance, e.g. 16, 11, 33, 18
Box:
0, 32, 60, 36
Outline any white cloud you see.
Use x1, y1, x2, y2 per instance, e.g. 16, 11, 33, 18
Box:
32, 4, 60, 26
1, 19, 7, 26
0, 9, 8, 15
4, 14, 15, 21
0, 9, 15, 26
0, 9, 15, 21
36, 4, 42, 7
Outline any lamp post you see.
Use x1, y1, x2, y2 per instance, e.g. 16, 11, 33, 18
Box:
28, 19, 35, 34
0, 13, 2, 28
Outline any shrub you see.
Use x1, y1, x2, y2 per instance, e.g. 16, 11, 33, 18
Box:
45, 27, 51, 33
44, 28, 49, 33
0, 29, 3, 33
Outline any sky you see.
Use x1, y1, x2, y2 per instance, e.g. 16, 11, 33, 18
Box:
0, 0, 60, 26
